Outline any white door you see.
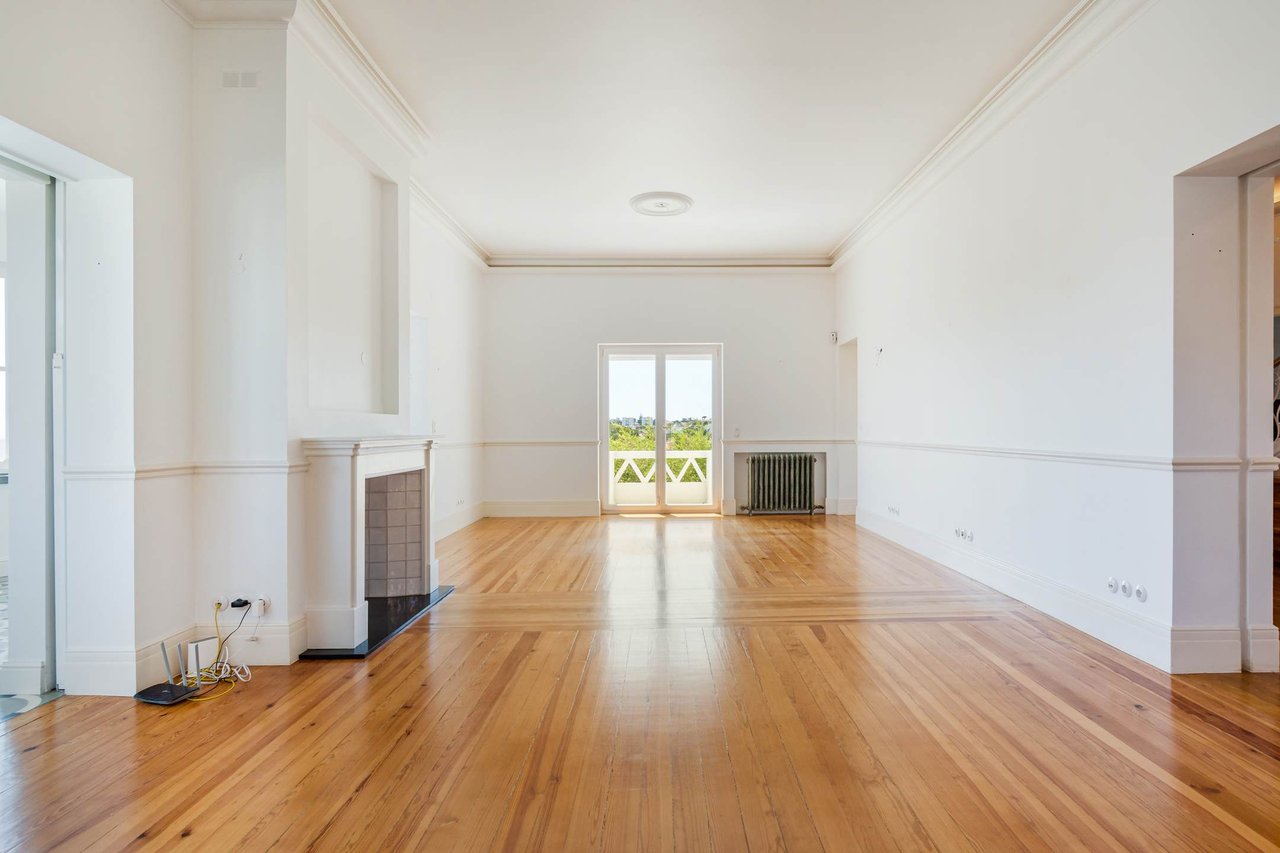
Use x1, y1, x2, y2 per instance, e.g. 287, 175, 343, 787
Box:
599, 344, 721, 512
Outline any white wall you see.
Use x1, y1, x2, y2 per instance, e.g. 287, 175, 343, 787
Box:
482, 269, 839, 514
835, 0, 1280, 672
410, 200, 486, 538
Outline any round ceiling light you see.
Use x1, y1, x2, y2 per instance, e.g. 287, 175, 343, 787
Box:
630, 191, 694, 217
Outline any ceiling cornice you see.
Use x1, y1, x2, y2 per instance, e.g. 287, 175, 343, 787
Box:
484, 257, 834, 270
827, 0, 1157, 268
408, 181, 492, 268
162, 0, 298, 28
291, 0, 431, 156
164, 0, 429, 156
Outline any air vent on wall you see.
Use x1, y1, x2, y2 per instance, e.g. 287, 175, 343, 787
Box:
221, 70, 260, 89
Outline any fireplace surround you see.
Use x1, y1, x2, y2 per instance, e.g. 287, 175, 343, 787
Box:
298, 436, 452, 656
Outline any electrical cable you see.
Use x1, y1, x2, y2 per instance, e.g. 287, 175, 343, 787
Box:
179, 602, 254, 702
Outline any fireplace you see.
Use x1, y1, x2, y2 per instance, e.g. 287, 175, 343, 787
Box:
298, 436, 454, 658
365, 471, 425, 598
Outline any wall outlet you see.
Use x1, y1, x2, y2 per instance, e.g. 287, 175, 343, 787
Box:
254, 596, 271, 617
212, 596, 228, 612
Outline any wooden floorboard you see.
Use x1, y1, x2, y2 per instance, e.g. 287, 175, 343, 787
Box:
2, 515, 1278, 851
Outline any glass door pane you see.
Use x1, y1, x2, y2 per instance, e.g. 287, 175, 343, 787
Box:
664, 354, 713, 506
607, 354, 658, 506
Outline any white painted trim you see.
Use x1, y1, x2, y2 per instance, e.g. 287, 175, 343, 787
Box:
860, 438, 1270, 473
483, 500, 601, 518
483, 440, 599, 448
832, 499, 858, 516
193, 460, 310, 475
133, 624, 198, 694
828, 0, 1156, 265
301, 436, 440, 457
193, 617, 306, 666
436, 502, 486, 539
306, 602, 369, 650
1243, 625, 1280, 672
483, 265, 836, 277
856, 509, 1177, 671
290, 0, 430, 156
408, 181, 490, 268
71, 461, 313, 481
135, 463, 198, 480
1169, 628, 1243, 675
435, 440, 485, 450
60, 649, 140, 697
486, 256, 833, 269
161, 0, 296, 28
723, 438, 856, 446
0, 660, 48, 695
61, 468, 137, 481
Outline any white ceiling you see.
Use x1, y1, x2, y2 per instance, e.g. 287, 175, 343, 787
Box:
330, 0, 1078, 262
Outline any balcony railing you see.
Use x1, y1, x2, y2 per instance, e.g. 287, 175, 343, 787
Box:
608, 449, 711, 506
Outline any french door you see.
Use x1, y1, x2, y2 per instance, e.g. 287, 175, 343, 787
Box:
599, 344, 721, 512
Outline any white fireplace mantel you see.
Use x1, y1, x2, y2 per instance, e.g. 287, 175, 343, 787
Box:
301, 435, 442, 650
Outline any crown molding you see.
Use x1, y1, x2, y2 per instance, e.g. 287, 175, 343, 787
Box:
161, 0, 298, 28
827, 0, 1156, 267
408, 181, 491, 268
289, 0, 431, 156
484, 255, 833, 269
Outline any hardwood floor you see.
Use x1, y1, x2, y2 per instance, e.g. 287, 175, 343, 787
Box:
3, 516, 1279, 851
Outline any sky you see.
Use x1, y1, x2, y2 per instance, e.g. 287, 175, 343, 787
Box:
609, 355, 711, 421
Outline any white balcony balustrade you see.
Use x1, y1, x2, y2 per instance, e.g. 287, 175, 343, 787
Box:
608, 449, 711, 507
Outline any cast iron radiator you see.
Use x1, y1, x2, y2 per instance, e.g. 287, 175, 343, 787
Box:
743, 453, 820, 515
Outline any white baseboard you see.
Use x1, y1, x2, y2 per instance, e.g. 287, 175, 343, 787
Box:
857, 509, 1183, 673
194, 616, 307, 666
1170, 627, 1242, 674
61, 649, 150, 697
436, 502, 485, 538
132, 625, 199, 695
307, 602, 368, 650
0, 659, 48, 695
483, 500, 601, 518
1244, 624, 1280, 672
832, 499, 858, 516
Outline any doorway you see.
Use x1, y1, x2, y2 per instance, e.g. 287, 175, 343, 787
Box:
0, 152, 55, 697
599, 344, 721, 513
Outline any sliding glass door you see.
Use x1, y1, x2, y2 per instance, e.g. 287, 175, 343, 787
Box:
600, 345, 720, 512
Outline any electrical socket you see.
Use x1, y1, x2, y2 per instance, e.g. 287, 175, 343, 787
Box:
212, 596, 229, 612
255, 596, 271, 617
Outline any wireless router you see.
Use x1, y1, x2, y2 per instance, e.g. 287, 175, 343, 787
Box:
134, 641, 200, 705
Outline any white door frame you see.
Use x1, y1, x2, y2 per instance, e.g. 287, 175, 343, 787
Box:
598, 343, 722, 514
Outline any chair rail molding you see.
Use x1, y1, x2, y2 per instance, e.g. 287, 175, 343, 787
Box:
858, 438, 1277, 473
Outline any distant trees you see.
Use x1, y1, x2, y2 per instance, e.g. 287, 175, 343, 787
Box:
609, 418, 710, 482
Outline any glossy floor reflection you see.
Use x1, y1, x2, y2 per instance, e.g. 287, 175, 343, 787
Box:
2, 516, 1278, 850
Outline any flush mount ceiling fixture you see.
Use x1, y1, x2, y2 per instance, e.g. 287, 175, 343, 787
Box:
630, 191, 694, 217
